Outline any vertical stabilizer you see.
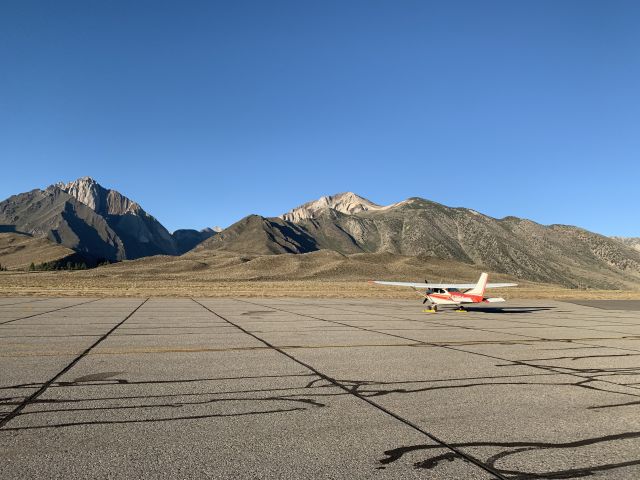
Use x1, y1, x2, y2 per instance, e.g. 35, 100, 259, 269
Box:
467, 272, 489, 297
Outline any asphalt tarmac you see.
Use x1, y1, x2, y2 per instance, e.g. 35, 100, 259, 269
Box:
1, 297, 640, 479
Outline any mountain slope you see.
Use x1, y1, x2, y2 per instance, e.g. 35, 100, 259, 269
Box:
293, 196, 640, 288
199, 193, 640, 289
57, 177, 178, 258
0, 232, 82, 269
0, 187, 125, 261
613, 237, 640, 253
197, 215, 320, 255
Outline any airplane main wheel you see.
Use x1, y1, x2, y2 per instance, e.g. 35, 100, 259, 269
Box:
432, 305, 438, 312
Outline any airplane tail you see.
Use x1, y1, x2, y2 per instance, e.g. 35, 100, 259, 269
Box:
467, 272, 488, 297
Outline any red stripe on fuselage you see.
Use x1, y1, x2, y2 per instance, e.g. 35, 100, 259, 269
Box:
428, 293, 485, 303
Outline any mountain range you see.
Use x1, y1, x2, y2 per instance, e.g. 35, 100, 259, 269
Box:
1, 178, 639, 289
0, 177, 216, 266
199, 193, 640, 289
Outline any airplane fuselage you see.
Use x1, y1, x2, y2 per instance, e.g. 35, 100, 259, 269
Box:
426, 291, 484, 305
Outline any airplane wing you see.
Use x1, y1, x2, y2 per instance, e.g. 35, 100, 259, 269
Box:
371, 281, 518, 289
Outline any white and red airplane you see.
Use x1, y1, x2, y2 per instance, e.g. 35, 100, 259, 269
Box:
372, 272, 517, 312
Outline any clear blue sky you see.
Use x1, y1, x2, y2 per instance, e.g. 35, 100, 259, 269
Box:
1, 1, 638, 235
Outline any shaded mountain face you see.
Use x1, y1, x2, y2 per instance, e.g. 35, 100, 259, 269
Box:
197, 215, 319, 255
0, 187, 125, 261
173, 228, 218, 254
57, 177, 178, 258
201, 193, 640, 289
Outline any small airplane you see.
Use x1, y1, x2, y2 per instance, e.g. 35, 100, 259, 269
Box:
372, 272, 517, 312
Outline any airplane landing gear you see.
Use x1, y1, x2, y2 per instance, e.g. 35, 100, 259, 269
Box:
455, 306, 467, 313
422, 304, 438, 313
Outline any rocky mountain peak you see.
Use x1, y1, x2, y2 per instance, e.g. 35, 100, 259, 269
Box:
56, 177, 139, 217
52, 177, 177, 257
280, 192, 384, 222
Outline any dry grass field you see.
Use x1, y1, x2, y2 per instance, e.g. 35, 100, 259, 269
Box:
2, 276, 640, 299
2, 249, 639, 299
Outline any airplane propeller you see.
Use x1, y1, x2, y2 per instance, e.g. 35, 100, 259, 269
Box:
423, 278, 430, 304
423, 278, 435, 301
